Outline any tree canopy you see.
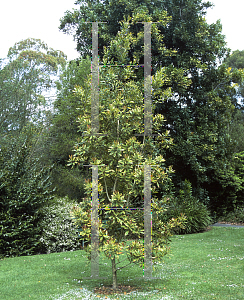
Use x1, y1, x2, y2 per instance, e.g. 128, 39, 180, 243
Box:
60, 0, 244, 217
0, 38, 66, 136
41, 56, 92, 200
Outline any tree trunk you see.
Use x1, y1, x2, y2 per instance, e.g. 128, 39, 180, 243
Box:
111, 256, 118, 290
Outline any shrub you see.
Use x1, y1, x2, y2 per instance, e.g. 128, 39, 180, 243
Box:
38, 196, 81, 254
163, 180, 212, 234
218, 205, 244, 224
0, 134, 54, 258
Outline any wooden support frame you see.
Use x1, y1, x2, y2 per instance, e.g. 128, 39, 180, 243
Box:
82, 21, 161, 280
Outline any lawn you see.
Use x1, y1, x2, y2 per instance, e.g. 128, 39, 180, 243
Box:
1, 226, 244, 300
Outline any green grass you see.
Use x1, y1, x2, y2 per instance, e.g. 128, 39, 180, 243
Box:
1, 226, 244, 300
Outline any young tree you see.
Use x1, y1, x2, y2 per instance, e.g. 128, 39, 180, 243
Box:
68, 15, 187, 289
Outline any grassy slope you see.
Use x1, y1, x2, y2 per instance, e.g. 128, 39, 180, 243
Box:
0, 226, 243, 300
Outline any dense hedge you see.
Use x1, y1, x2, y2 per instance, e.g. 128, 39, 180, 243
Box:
0, 135, 54, 258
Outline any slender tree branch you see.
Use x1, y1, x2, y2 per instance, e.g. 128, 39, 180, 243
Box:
112, 175, 118, 194
115, 256, 132, 265
127, 171, 136, 206
116, 261, 138, 271
103, 173, 111, 201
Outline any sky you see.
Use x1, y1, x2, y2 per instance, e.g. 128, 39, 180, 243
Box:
0, 0, 244, 62
205, 0, 244, 52
0, 0, 80, 61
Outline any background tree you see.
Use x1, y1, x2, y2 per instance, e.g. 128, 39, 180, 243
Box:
220, 50, 244, 213
60, 0, 244, 218
228, 108, 244, 153
224, 50, 244, 153
0, 38, 66, 137
0, 38, 89, 201
41, 56, 91, 200
225, 50, 244, 70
